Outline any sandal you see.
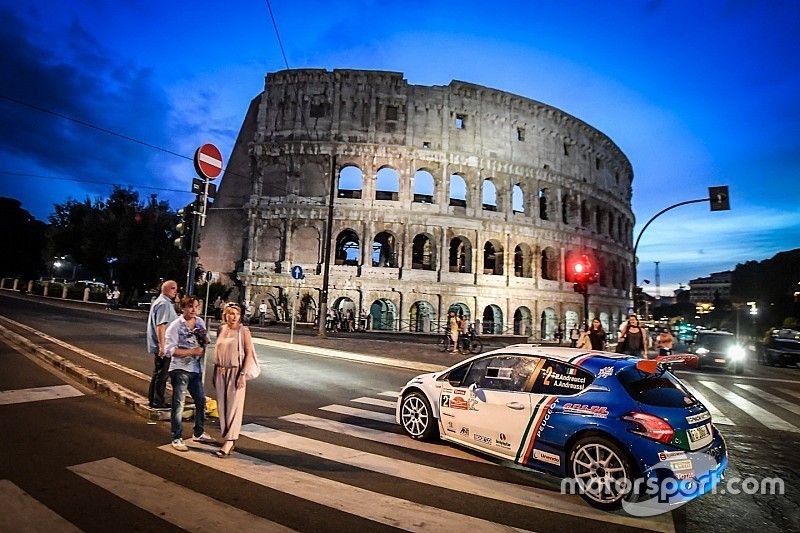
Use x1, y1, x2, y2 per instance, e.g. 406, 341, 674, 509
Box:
213, 446, 234, 458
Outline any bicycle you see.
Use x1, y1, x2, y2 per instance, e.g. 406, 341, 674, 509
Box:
458, 327, 483, 355
438, 333, 456, 353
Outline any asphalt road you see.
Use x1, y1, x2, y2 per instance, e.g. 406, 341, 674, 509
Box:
1, 292, 798, 532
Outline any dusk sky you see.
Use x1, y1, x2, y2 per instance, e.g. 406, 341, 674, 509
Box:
1, 1, 798, 294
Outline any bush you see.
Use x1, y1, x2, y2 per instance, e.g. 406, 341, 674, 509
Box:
66, 286, 84, 300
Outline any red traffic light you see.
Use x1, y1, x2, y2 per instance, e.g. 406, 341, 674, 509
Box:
569, 254, 597, 284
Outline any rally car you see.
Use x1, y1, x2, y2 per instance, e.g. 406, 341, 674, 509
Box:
396, 345, 727, 511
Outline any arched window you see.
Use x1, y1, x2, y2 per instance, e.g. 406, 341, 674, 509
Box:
483, 240, 504, 275
413, 170, 435, 204
375, 167, 399, 201
512, 184, 524, 214
449, 174, 467, 208
449, 236, 472, 273
581, 201, 589, 227
372, 231, 397, 267
334, 229, 360, 266
412, 234, 435, 270
541, 247, 558, 280
514, 244, 532, 278
482, 305, 503, 334
482, 179, 497, 211
538, 188, 549, 220
338, 165, 363, 199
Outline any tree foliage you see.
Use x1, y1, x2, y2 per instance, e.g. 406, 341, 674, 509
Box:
0, 197, 46, 278
47, 187, 187, 302
731, 249, 800, 330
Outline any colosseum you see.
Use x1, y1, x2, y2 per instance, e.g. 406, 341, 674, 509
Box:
200, 68, 634, 339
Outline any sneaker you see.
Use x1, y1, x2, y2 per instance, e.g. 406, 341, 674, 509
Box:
193, 432, 215, 444
171, 438, 188, 451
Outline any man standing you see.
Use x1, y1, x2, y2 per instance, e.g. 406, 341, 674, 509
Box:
569, 325, 581, 348
258, 299, 267, 326
164, 295, 213, 451
146, 280, 178, 409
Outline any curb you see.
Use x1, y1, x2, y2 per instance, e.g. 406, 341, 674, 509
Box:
0, 323, 192, 422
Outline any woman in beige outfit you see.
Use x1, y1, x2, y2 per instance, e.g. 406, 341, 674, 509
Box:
213, 303, 259, 457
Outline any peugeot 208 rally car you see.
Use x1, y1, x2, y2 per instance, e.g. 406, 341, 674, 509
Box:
396, 345, 727, 511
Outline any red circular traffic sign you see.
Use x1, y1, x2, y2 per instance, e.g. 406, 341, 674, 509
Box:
193, 143, 223, 180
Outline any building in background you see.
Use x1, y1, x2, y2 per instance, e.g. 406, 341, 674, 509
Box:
689, 271, 733, 305
200, 69, 634, 339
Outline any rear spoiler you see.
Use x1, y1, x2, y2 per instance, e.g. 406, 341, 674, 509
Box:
636, 354, 698, 374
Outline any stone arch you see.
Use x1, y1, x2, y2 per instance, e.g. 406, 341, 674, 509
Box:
565, 309, 580, 330
540, 307, 558, 340
334, 229, 360, 266
338, 165, 363, 199
291, 224, 320, 264
449, 174, 468, 207
375, 166, 399, 201
513, 306, 533, 336
449, 235, 473, 273
256, 224, 283, 262
482, 304, 503, 334
409, 300, 435, 332
413, 169, 435, 204
370, 298, 398, 331
411, 233, 435, 270
599, 311, 610, 333
483, 239, 504, 275
298, 294, 317, 323
449, 302, 471, 321
581, 200, 589, 227
512, 184, 525, 214
482, 178, 497, 211
372, 230, 398, 267
514, 243, 533, 278
541, 246, 559, 280
538, 188, 549, 220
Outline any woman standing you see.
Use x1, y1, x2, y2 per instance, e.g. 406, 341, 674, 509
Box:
617, 315, 649, 357
212, 302, 260, 457
585, 318, 607, 351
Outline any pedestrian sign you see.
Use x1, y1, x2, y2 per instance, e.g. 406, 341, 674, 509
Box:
291, 265, 304, 280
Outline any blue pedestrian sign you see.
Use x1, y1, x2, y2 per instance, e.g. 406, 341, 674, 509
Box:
291, 265, 304, 280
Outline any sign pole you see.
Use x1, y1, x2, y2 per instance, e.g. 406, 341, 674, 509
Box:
290, 282, 297, 344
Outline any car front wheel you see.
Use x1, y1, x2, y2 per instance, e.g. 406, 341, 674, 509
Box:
399, 391, 438, 441
568, 436, 637, 510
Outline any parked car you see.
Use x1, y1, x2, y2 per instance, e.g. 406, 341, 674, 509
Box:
686, 330, 745, 374
135, 291, 159, 310
396, 346, 727, 511
759, 330, 800, 367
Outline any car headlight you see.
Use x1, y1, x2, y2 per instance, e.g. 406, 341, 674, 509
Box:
696, 347, 709, 355
728, 345, 746, 361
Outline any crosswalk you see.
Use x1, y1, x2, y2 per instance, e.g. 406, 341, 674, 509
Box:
4, 377, 800, 532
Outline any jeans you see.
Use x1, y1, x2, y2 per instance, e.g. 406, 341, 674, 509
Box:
148, 354, 171, 407
169, 370, 206, 440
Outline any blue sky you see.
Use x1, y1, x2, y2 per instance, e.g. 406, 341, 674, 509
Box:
1, 0, 798, 294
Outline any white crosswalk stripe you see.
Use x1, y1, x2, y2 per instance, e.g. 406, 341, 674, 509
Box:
239, 424, 674, 532
681, 381, 735, 426
0, 384, 83, 406
280, 412, 493, 463
697, 381, 800, 433
778, 387, 800, 401
69, 457, 295, 532
350, 396, 397, 408
0, 480, 80, 532
319, 403, 396, 423
379, 390, 400, 398
733, 383, 800, 416
162, 441, 537, 533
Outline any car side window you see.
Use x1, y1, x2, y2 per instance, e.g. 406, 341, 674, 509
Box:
530, 358, 594, 396
463, 355, 540, 392
443, 362, 471, 385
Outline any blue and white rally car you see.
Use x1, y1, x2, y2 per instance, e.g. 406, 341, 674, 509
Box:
396, 345, 728, 511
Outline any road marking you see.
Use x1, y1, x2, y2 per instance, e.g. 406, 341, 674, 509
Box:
379, 390, 400, 398
280, 413, 493, 464
778, 388, 800, 401
240, 424, 674, 533
69, 457, 294, 532
0, 480, 80, 532
675, 370, 800, 385
0, 384, 83, 406
681, 382, 735, 426
734, 384, 800, 416
161, 441, 537, 533
350, 396, 396, 408
698, 381, 800, 433
319, 404, 396, 423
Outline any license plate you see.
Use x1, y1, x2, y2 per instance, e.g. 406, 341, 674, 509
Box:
688, 424, 710, 442
714, 358, 726, 363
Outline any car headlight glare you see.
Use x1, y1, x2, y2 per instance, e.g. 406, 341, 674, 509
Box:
728, 346, 746, 361
696, 348, 709, 355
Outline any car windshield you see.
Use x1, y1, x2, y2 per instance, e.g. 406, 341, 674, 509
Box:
772, 339, 800, 350
696, 335, 734, 350
616, 366, 696, 408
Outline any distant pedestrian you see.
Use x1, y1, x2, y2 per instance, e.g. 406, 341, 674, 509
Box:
569, 325, 581, 348
146, 280, 178, 409
105, 289, 112, 309
617, 315, 649, 357
555, 325, 564, 344
656, 328, 674, 356
110, 286, 120, 310
448, 311, 459, 353
347, 310, 355, 332
213, 296, 223, 320
585, 318, 607, 351
258, 300, 267, 326
165, 295, 213, 451
212, 302, 260, 457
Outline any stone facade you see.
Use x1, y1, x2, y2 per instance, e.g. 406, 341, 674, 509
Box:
200, 69, 634, 339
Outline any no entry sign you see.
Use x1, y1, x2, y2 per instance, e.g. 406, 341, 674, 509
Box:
193, 144, 223, 180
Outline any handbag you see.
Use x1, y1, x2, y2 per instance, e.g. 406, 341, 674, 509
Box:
614, 340, 626, 354
239, 326, 261, 380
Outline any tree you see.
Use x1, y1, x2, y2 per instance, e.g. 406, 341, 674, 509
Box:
0, 197, 46, 279
48, 187, 187, 302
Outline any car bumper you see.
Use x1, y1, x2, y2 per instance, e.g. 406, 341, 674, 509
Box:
697, 353, 741, 368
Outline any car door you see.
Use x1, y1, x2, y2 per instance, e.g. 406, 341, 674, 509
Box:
439, 355, 542, 459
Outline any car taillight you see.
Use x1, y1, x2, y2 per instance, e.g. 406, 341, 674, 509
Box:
622, 412, 674, 444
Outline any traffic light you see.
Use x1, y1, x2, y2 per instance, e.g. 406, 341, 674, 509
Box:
569, 254, 598, 292
708, 185, 730, 211
174, 202, 195, 251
